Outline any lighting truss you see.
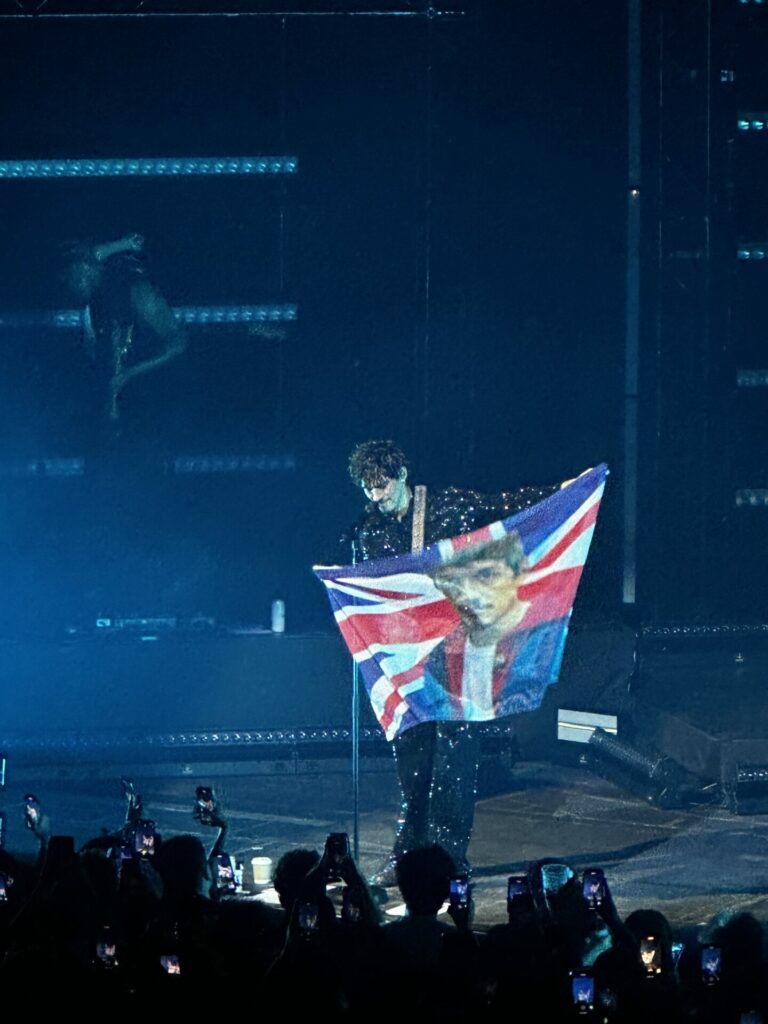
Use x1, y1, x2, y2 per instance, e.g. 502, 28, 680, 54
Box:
0, 305, 297, 329
0, 156, 297, 180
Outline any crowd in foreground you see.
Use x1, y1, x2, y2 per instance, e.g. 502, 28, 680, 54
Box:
0, 783, 764, 1022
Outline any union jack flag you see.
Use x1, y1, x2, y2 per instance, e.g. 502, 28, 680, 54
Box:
314, 464, 607, 740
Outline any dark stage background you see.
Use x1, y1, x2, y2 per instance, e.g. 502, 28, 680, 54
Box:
0, 0, 765, 769
0, 1, 627, 644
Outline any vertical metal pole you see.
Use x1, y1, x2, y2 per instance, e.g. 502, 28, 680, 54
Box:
349, 540, 361, 861
623, 0, 642, 605
351, 659, 360, 861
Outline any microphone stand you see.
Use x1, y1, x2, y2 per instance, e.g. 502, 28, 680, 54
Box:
350, 540, 361, 862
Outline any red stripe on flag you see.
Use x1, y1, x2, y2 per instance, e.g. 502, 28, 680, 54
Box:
531, 500, 599, 572
379, 658, 430, 732
449, 525, 496, 552
518, 565, 585, 626
338, 600, 459, 656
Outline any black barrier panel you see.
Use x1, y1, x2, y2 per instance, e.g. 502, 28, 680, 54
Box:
0, 631, 378, 736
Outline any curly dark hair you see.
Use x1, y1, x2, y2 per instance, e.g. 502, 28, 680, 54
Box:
347, 439, 410, 488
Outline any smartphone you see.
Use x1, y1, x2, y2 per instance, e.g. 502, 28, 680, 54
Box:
117, 838, 134, 862
326, 832, 350, 860
342, 885, 364, 925
23, 794, 40, 829
215, 853, 237, 894
701, 944, 721, 985
94, 926, 118, 969
671, 941, 684, 968
640, 935, 662, 976
570, 969, 595, 1014
506, 874, 533, 917
0, 753, 6, 789
582, 867, 607, 910
297, 900, 320, 935
194, 786, 216, 824
160, 954, 181, 975
325, 832, 350, 882
449, 873, 470, 910
133, 819, 157, 857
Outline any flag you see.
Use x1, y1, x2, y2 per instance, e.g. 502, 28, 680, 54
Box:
314, 464, 607, 741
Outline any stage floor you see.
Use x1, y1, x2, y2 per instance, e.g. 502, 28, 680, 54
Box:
4, 757, 768, 933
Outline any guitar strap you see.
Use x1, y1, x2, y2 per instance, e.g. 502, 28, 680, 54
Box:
411, 484, 427, 554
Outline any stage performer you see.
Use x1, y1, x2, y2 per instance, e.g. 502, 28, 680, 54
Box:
63, 232, 187, 424
340, 439, 563, 887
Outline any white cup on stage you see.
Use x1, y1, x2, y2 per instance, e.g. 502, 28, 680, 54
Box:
251, 855, 273, 886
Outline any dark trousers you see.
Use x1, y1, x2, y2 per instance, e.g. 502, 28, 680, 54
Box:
391, 720, 480, 870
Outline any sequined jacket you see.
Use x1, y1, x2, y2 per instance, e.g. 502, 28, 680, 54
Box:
340, 483, 558, 563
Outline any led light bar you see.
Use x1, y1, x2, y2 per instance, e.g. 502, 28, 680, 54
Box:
0, 458, 85, 478
737, 114, 768, 131
0, 156, 297, 179
737, 244, 768, 260
0, 727, 386, 753
735, 489, 768, 506
642, 623, 768, 637
737, 369, 768, 387
0, 305, 297, 329
171, 454, 297, 474
177, 305, 296, 324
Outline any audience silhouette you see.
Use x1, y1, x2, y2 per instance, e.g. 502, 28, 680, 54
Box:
0, 783, 764, 1021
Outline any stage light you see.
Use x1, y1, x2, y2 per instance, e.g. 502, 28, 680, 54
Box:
0, 304, 297, 329
735, 489, 768, 507
0, 156, 298, 179
177, 304, 297, 325
582, 727, 702, 809
0, 458, 84, 478
557, 708, 618, 744
737, 245, 768, 259
171, 453, 297, 474
737, 369, 768, 387
737, 114, 768, 131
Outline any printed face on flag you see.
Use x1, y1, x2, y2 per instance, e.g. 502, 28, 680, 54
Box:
431, 532, 528, 645
314, 464, 608, 740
